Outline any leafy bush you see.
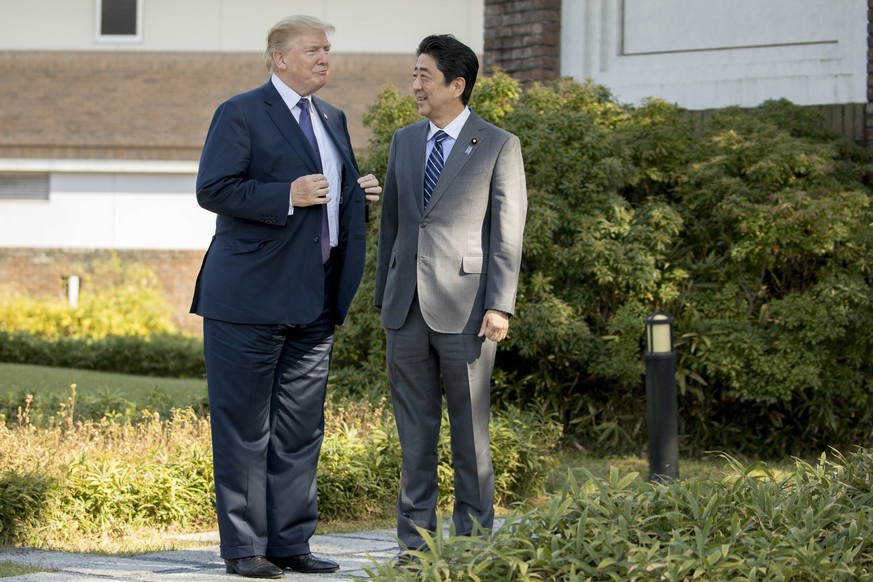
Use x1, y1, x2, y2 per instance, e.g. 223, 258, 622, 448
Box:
0, 255, 179, 340
356, 73, 873, 458
0, 331, 204, 378
368, 448, 873, 580
0, 470, 55, 545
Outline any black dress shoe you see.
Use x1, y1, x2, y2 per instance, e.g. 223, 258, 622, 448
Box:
224, 556, 284, 578
268, 553, 339, 573
393, 551, 418, 568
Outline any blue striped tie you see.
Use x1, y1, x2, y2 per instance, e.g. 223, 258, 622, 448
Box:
423, 130, 448, 209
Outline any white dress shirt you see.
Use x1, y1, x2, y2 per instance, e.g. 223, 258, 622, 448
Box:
425, 106, 471, 170
271, 74, 340, 249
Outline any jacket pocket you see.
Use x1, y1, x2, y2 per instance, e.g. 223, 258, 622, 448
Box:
232, 239, 270, 255
462, 255, 486, 274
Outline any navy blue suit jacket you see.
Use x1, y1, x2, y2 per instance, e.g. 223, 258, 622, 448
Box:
191, 81, 367, 325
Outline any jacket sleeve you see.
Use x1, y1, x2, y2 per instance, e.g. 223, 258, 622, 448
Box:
195, 99, 292, 225
374, 132, 400, 309
484, 134, 528, 316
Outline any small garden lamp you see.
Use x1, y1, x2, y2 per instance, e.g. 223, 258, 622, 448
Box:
644, 312, 678, 482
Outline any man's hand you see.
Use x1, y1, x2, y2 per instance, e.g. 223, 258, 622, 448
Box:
291, 174, 330, 207
358, 174, 382, 204
478, 309, 510, 343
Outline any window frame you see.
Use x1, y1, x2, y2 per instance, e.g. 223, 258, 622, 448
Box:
95, 0, 142, 44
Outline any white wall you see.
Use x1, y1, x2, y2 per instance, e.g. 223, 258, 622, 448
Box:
562, 0, 867, 108
0, 0, 484, 54
0, 163, 213, 250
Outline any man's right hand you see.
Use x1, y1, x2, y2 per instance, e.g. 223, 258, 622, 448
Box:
291, 174, 330, 207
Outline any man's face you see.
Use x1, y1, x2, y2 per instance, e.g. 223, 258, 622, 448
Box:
275, 31, 331, 96
412, 53, 463, 127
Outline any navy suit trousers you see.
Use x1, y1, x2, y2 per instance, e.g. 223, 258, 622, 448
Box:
204, 261, 336, 559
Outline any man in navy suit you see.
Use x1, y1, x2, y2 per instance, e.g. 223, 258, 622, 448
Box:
191, 14, 381, 579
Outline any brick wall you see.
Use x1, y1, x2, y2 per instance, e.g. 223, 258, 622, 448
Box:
0, 51, 412, 160
0, 248, 205, 336
483, 0, 561, 82
868, 0, 873, 144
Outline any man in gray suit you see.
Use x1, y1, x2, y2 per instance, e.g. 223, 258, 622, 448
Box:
374, 34, 527, 552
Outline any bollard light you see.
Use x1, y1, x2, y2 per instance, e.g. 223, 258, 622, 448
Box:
644, 312, 679, 482
645, 313, 674, 354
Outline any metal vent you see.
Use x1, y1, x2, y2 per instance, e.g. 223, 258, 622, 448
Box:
0, 174, 49, 200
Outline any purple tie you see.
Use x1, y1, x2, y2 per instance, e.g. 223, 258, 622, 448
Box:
298, 98, 330, 263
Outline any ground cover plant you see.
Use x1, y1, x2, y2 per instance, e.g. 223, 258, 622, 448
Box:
369, 448, 873, 581
0, 389, 559, 552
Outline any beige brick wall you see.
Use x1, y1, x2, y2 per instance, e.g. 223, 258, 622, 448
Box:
0, 51, 413, 160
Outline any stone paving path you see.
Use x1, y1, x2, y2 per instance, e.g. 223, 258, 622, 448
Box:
0, 529, 399, 581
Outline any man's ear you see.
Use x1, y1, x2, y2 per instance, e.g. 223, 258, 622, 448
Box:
453, 77, 466, 100
272, 51, 286, 71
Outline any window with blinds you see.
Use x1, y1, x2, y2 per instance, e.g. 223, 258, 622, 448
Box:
0, 174, 49, 200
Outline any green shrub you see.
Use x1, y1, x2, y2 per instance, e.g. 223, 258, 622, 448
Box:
0, 331, 205, 379
355, 73, 873, 459
0, 470, 57, 546
0, 255, 179, 340
368, 448, 873, 580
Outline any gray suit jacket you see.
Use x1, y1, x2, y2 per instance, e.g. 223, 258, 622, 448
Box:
374, 112, 527, 334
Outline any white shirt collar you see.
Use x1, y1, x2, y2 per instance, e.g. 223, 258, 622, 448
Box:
428, 106, 471, 141
271, 73, 308, 114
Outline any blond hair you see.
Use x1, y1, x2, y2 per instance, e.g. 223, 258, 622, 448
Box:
265, 15, 335, 72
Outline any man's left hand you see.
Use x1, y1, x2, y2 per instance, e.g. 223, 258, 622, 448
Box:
358, 174, 382, 204
478, 309, 510, 343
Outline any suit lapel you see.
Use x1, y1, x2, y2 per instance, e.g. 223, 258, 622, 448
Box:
409, 121, 429, 215
424, 113, 486, 214
262, 82, 322, 173
312, 97, 353, 172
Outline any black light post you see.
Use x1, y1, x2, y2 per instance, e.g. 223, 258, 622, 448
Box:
644, 313, 679, 482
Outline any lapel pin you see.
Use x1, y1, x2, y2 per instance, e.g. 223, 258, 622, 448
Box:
464, 146, 473, 154
471, 138, 478, 144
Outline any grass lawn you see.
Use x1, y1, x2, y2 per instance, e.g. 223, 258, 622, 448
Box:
0, 362, 206, 410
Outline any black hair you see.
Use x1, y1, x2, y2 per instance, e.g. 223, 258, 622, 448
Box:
416, 34, 479, 105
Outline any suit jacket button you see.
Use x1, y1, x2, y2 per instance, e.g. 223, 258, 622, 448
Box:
313, 236, 319, 243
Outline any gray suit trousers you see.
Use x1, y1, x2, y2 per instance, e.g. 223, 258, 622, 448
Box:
386, 296, 496, 549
